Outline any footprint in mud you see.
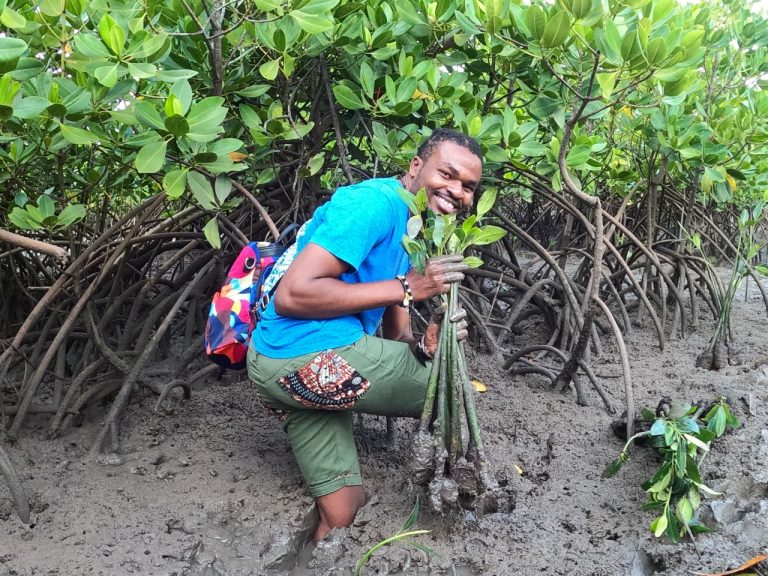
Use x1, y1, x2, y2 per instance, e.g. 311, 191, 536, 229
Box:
185, 500, 317, 575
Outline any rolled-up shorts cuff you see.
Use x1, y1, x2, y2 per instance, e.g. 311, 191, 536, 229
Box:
310, 472, 363, 497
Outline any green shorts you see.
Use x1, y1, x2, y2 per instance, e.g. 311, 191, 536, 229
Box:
247, 334, 430, 497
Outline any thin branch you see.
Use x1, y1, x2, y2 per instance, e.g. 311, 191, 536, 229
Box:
319, 53, 355, 185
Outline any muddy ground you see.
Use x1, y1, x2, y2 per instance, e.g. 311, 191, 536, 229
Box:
2, 279, 768, 576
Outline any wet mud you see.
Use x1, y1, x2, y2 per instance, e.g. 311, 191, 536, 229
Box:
2, 285, 768, 575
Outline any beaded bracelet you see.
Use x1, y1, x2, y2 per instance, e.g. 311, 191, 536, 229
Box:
395, 275, 413, 309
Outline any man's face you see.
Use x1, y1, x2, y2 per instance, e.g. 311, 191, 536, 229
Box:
406, 140, 482, 215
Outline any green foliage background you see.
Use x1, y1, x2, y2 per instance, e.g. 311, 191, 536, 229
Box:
1, 0, 767, 246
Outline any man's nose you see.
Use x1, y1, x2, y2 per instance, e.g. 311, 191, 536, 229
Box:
446, 179, 461, 196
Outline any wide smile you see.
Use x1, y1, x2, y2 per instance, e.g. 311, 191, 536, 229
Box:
432, 192, 459, 214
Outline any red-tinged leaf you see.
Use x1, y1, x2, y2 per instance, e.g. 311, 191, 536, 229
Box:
691, 553, 768, 576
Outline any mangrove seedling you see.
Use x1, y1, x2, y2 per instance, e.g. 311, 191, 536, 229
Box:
399, 186, 506, 513
603, 398, 739, 543
355, 496, 434, 576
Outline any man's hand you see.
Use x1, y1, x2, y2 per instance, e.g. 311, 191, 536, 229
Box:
421, 304, 469, 358
406, 255, 468, 301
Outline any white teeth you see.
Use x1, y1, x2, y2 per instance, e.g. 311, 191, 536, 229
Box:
436, 195, 456, 213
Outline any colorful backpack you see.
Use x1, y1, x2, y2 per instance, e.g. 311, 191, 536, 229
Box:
204, 224, 302, 370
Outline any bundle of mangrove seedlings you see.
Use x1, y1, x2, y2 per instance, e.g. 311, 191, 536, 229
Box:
402, 188, 505, 514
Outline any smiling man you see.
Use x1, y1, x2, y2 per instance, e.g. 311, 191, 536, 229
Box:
247, 128, 483, 540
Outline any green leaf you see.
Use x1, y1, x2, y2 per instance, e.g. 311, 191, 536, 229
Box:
333, 84, 367, 110
401, 496, 420, 531
164, 114, 189, 138
12, 97, 51, 119
163, 169, 188, 199
566, 145, 591, 168
688, 487, 701, 510
1, 6, 26, 29
125, 33, 168, 59
0, 37, 28, 63
56, 204, 86, 228
307, 152, 324, 176
236, 84, 271, 98
186, 97, 227, 132
9, 207, 41, 230
693, 481, 722, 497
73, 34, 111, 59
359, 61, 375, 100
134, 139, 167, 173
597, 72, 617, 100
127, 62, 157, 80
603, 457, 626, 479
289, 9, 334, 34
620, 30, 641, 62
641, 501, 665, 511
682, 433, 709, 452
568, 0, 591, 20
8, 58, 43, 81
433, 215, 446, 248
203, 218, 221, 249
666, 506, 680, 542
651, 514, 668, 537
39, 0, 65, 16
541, 10, 571, 49
645, 37, 667, 66
650, 419, 666, 436
675, 441, 687, 475
647, 467, 672, 493
463, 256, 483, 268
95, 64, 120, 87
476, 187, 497, 218
60, 124, 101, 145
525, 5, 547, 40
214, 175, 232, 204
472, 225, 506, 246
187, 172, 216, 210
528, 95, 559, 119
485, 0, 503, 34
595, 21, 622, 66
654, 67, 687, 83
677, 497, 693, 525
134, 101, 165, 131
37, 195, 55, 219
259, 58, 281, 81
406, 215, 423, 239
154, 69, 197, 82
98, 14, 126, 55
708, 407, 727, 437
397, 187, 419, 215
255, 0, 281, 9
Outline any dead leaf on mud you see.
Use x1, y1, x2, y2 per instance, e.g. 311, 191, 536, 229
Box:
692, 553, 768, 576
471, 380, 487, 392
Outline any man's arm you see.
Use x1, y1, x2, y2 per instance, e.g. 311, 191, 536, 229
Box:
381, 304, 413, 342
274, 243, 467, 319
273, 244, 405, 318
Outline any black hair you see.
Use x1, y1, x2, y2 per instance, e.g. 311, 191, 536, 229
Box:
416, 128, 483, 165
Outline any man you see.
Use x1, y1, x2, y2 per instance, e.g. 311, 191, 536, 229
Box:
247, 128, 483, 540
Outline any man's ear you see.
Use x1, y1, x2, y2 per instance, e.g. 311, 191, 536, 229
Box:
408, 155, 423, 178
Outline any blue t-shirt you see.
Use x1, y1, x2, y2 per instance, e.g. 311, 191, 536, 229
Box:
252, 177, 411, 358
